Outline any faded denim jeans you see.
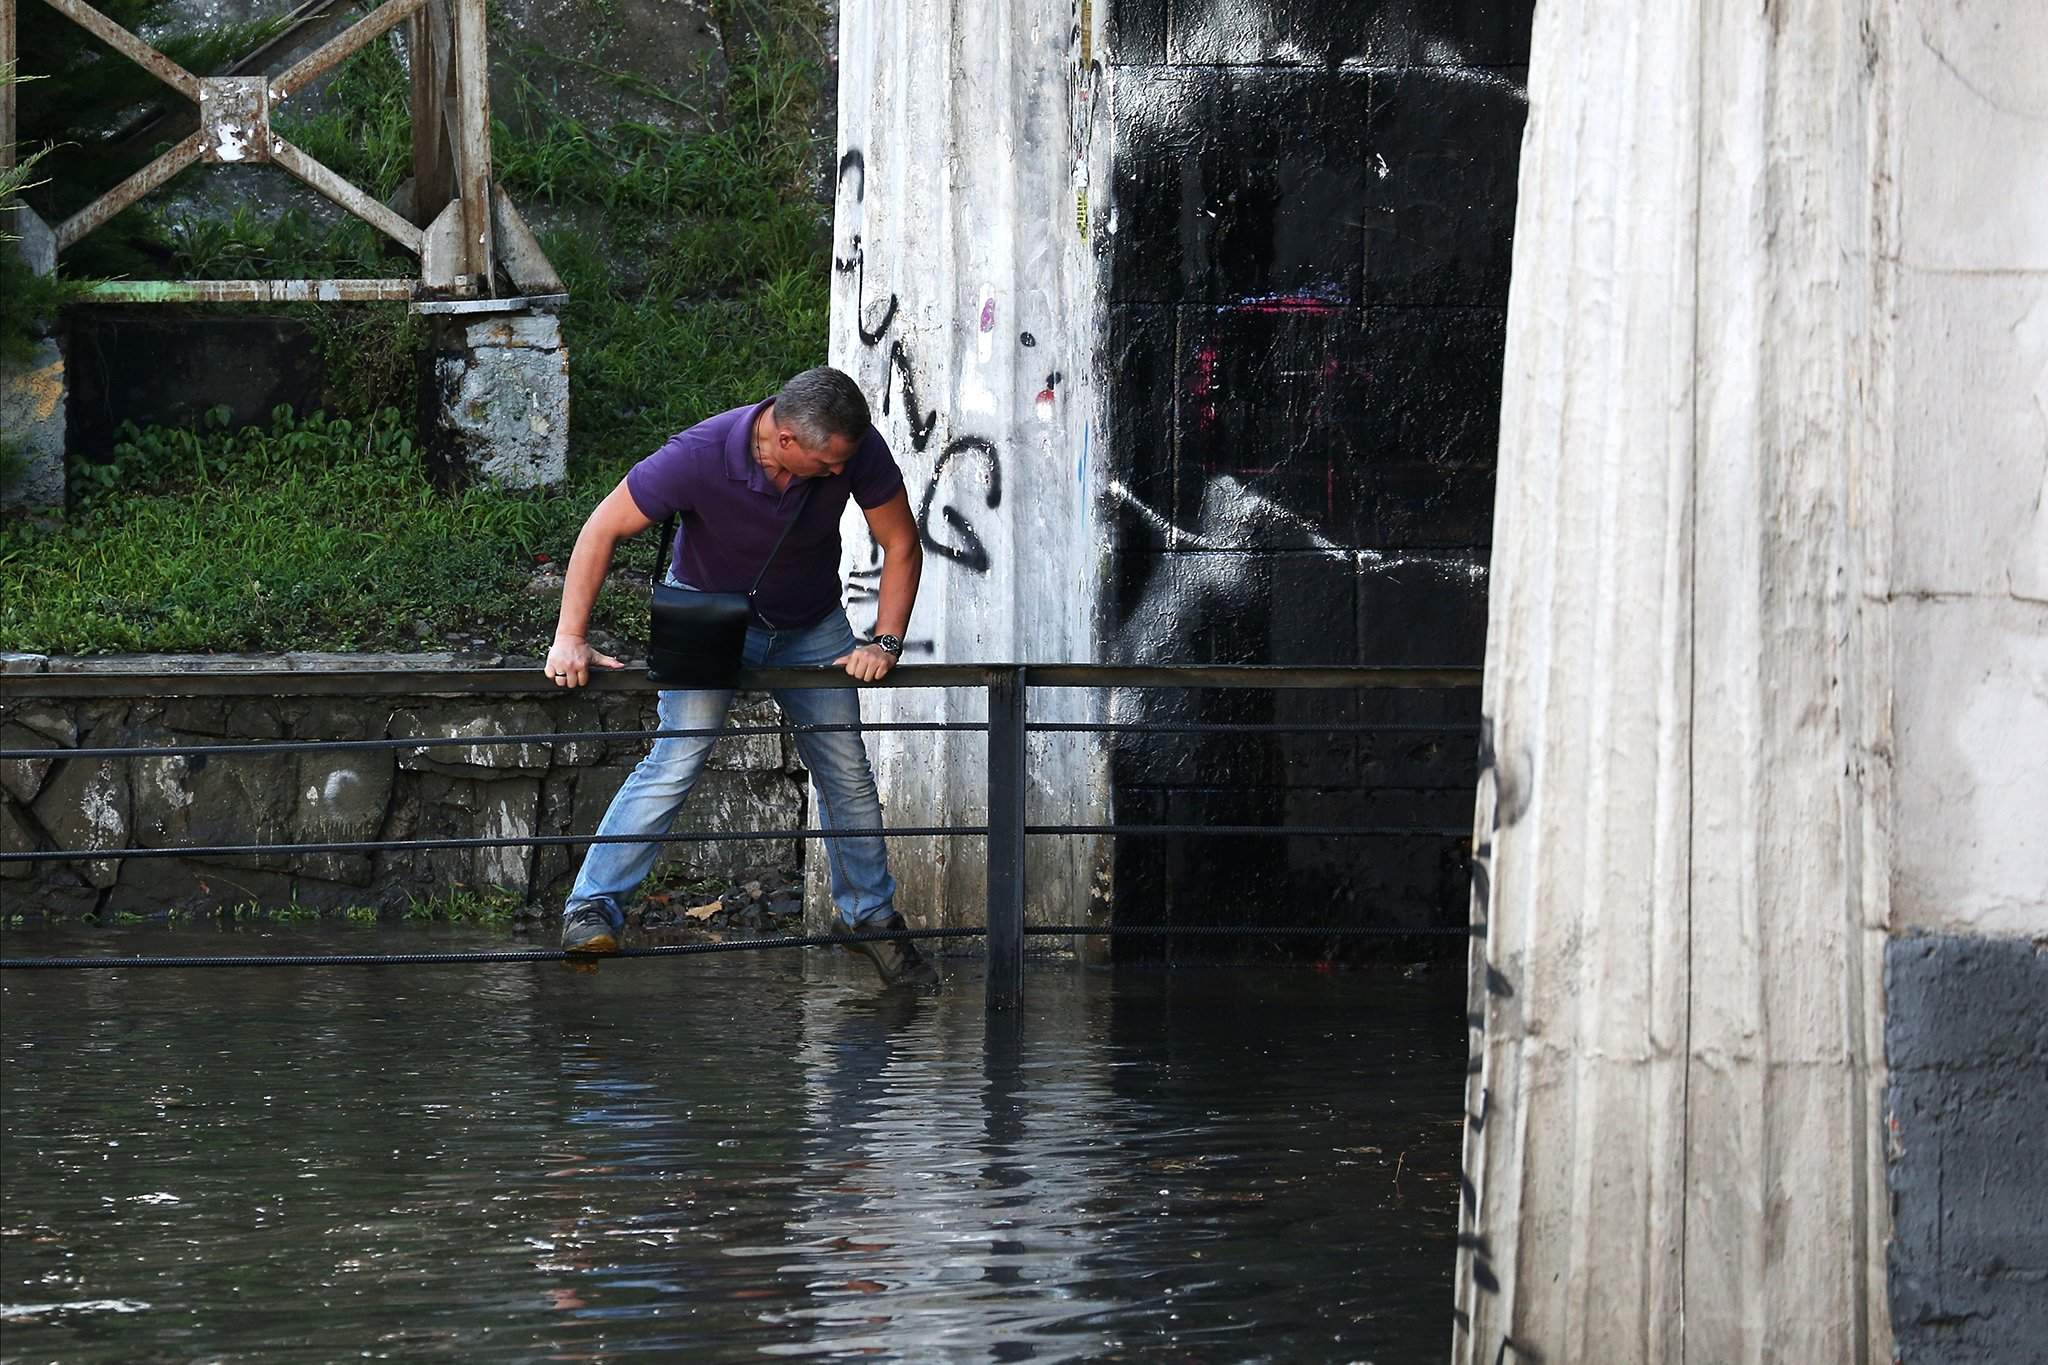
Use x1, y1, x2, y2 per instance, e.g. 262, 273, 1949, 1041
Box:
563, 603, 897, 931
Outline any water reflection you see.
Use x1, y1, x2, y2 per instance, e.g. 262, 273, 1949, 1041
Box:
1, 924, 1464, 1362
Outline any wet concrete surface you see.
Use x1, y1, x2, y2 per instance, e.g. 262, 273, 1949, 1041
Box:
1, 923, 1467, 1362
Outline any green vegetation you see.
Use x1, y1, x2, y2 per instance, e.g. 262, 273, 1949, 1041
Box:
1, 1, 832, 654
1, 888, 532, 929
1, 405, 596, 651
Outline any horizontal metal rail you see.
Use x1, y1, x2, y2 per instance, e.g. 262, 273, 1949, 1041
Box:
1028, 720, 1479, 734
82, 279, 418, 304
0, 923, 1480, 971
0, 663, 1480, 701
0, 661, 1485, 1009
0, 822, 1463, 865
1028, 824, 1469, 838
0, 826, 985, 863
0, 718, 1477, 763
0, 721, 978, 763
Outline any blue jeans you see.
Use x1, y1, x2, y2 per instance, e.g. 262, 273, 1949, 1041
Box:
564, 605, 897, 930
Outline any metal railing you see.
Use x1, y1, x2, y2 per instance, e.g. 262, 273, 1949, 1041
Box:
0, 662, 1484, 1009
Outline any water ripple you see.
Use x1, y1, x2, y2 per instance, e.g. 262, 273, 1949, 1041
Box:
2, 923, 1465, 1362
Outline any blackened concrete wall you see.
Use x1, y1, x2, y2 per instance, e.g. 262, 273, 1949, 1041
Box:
1885, 935, 2048, 1361
1102, 0, 1530, 950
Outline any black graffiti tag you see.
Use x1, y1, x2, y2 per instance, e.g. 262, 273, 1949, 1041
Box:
916, 436, 1001, 573
835, 235, 901, 347
882, 340, 939, 451
838, 147, 1004, 577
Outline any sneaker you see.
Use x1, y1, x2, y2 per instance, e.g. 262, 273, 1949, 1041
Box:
831, 911, 938, 988
562, 906, 620, 956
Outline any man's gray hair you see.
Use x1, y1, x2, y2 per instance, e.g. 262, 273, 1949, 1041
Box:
775, 367, 872, 446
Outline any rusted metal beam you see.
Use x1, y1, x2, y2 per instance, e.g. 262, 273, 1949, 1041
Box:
56, 128, 203, 249
198, 75, 269, 163
269, 135, 425, 254
99, 0, 366, 181
269, 0, 427, 102
490, 184, 563, 295
84, 278, 414, 302
451, 0, 492, 284
418, 197, 471, 294
37, 0, 201, 100
407, 1, 452, 222
3, 0, 18, 176
411, 292, 566, 315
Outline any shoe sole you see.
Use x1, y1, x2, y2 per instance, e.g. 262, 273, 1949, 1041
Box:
564, 930, 618, 956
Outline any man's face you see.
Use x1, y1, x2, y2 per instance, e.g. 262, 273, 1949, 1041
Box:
774, 426, 856, 480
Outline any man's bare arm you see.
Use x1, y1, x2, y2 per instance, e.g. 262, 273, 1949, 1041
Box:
835, 490, 922, 683
545, 478, 656, 688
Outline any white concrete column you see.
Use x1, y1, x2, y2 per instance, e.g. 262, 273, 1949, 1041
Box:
824, 0, 1112, 928
1454, 1, 1894, 1359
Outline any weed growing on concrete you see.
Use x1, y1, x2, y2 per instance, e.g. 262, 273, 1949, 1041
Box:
401, 889, 527, 925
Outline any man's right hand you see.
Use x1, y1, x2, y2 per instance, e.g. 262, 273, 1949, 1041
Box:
544, 637, 624, 688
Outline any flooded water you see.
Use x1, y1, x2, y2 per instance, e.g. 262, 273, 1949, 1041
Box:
1, 925, 1467, 1363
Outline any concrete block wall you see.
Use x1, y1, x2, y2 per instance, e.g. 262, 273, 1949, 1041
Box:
1, 656, 809, 916
1100, 0, 1529, 947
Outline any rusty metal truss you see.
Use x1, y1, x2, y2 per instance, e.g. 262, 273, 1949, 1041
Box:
0, 0, 564, 308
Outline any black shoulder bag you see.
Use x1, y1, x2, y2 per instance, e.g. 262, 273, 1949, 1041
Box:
647, 484, 813, 688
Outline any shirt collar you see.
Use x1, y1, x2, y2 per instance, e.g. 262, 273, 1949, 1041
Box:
724, 398, 777, 492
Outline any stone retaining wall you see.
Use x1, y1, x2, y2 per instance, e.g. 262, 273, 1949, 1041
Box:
0, 655, 808, 916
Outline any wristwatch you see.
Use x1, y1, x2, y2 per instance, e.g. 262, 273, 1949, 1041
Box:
871, 633, 904, 658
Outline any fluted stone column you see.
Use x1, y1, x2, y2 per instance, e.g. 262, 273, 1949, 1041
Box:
1453, 1, 1895, 1359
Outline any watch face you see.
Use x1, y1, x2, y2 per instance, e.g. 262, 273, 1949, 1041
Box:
874, 633, 903, 656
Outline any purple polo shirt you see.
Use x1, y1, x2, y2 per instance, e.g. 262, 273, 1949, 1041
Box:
625, 399, 904, 629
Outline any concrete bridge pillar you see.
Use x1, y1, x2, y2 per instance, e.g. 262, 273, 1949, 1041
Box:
1457, 1, 2045, 1361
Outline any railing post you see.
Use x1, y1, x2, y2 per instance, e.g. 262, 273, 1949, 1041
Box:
985, 666, 1026, 1011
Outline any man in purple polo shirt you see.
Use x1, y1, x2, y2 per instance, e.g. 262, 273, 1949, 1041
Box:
541, 366, 935, 988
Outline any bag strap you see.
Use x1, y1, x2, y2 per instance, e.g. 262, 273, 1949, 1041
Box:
745, 480, 814, 599
656, 480, 814, 599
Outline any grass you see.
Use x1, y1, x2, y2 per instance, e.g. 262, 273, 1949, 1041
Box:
1, 2, 832, 654
0, 405, 644, 652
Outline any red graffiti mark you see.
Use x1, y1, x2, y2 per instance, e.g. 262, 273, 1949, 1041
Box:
979, 297, 996, 331
1228, 293, 1345, 315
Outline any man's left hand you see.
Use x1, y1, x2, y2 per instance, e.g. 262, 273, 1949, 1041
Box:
832, 643, 897, 683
